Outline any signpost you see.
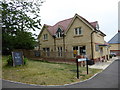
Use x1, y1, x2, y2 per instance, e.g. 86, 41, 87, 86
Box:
12, 51, 24, 66
86, 58, 89, 74
76, 58, 79, 79
76, 57, 89, 79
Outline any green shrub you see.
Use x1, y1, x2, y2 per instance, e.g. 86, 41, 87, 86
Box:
109, 54, 113, 58
7, 55, 28, 66
23, 57, 28, 65
7, 55, 13, 66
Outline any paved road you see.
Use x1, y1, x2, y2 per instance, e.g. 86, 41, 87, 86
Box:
2, 59, 119, 88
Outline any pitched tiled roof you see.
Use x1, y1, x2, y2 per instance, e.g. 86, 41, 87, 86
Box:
108, 31, 120, 44
44, 14, 103, 36
45, 18, 73, 35
90, 21, 98, 29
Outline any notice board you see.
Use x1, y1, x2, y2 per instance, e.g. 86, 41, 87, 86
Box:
12, 52, 23, 66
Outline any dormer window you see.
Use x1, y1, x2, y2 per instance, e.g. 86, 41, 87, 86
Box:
74, 27, 82, 35
56, 28, 62, 38
96, 24, 99, 30
56, 32, 62, 38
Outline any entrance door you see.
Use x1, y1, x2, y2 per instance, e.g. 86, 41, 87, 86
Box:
100, 47, 103, 56
79, 46, 86, 55
73, 46, 86, 57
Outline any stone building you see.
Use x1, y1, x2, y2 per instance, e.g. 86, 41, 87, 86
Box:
108, 30, 120, 56
38, 14, 110, 62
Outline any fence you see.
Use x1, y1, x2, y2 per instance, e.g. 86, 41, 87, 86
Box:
13, 49, 77, 63
41, 51, 76, 59
13, 49, 98, 66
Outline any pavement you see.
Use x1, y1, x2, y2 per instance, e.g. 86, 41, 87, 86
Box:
2, 56, 119, 89
89, 57, 118, 69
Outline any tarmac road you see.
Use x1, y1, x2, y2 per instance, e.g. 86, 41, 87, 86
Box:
2, 59, 119, 89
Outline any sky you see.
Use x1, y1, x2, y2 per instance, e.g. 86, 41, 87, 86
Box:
36, 0, 119, 42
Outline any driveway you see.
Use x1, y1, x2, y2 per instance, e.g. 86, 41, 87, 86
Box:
2, 59, 119, 88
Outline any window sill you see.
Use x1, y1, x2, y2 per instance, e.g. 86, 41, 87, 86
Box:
73, 35, 83, 38
43, 40, 48, 42
55, 37, 63, 40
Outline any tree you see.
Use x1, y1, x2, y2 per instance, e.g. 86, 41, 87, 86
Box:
1, 0, 44, 55
14, 31, 36, 50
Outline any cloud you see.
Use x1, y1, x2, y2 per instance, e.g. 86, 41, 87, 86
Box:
118, 1, 120, 30
39, 0, 119, 41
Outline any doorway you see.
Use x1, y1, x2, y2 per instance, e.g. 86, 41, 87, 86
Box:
73, 46, 86, 57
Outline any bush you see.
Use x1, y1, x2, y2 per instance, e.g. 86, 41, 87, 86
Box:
23, 57, 28, 65
7, 55, 28, 66
7, 55, 13, 66
109, 54, 113, 58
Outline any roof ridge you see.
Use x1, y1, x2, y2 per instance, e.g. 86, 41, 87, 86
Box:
44, 14, 106, 36
44, 24, 51, 27
90, 21, 98, 23
108, 32, 119, 43
76, 14, 97, 29
53, 17, 73, 27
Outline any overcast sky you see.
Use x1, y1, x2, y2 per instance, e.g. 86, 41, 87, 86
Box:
36, 0, 119, 42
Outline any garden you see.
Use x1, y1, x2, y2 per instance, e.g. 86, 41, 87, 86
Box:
2, 56, 102, 85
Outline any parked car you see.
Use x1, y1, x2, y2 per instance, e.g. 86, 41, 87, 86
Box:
87, 60, 94, 65
110, 53, 116, 57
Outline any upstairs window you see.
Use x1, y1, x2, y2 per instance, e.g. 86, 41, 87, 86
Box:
56, 28, 62, 38
96, 24, 99, 30
56, 32, 62, 38
74, 27, 82, 35
43, 34, 48, 40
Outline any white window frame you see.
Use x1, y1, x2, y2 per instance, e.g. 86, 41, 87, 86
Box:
72, 46, 86, 57
56, 27, 63, 38
74, 27, 82, 35
56, 32, 62, 38
43, 34, 48, 40
58, 47, 62, 57
43, 48, 50, 56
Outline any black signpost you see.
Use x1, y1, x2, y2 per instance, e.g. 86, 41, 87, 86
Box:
76, 59, 79, 79
86, 58, 89, 75
12, 51, 24, 66
76, 57, 89, 79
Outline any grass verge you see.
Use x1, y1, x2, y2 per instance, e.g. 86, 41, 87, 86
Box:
2, 56, 102, 85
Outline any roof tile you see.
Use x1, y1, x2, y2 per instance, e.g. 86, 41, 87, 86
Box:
45, 14, 99, 35
108, 31, 120, 44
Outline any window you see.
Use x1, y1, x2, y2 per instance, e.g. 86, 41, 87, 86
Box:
43, 48, 50, 56
43, 34, 48, 40
95, 44, 99, 51
96, 24, 99, 30
56, 32, 62, 38
100, 47, 103, 54
74, 27, 82, 35
58, 47, 62, 57
56, 28, 62, 38
73, 46, 86, 57
73, 46, 78, 57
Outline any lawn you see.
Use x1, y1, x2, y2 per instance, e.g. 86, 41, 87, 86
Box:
2, 56, 102, 85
